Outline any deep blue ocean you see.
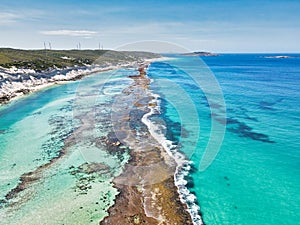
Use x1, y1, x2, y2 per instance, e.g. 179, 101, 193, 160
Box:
147, 54, 300, 225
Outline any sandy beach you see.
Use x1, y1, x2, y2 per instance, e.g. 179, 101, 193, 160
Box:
0, 63, 132, 105
0, 56, 174, 106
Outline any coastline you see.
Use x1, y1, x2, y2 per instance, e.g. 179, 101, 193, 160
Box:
1, 52, 299, 225
101, 64, 195, 224
0, 57, 173, 106
142, 91, 204, 225
0, 63, 133, 106
0, 56, 199, 224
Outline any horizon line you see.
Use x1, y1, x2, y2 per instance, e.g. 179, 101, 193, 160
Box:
0, 47, 300, 54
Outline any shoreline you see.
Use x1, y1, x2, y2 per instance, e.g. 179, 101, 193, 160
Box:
0, 56, 200, 224
0, 56, 173, 106
142, 90, 204, 225
0, 63, 135, 106
101, 64, 195, 224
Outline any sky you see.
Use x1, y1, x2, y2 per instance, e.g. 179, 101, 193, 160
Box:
0, 0, 299, 53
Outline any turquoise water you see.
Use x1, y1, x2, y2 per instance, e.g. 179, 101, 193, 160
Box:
147, 54, 300, 225
0, 55, 299, 225
0, 69, 133, 224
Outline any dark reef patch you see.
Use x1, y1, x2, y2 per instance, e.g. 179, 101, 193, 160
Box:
182, 82, 200, 91
42, 114, 74, 160
227, 106, 259, 122
157, 97, 189, 145
185, 177, 195, 189
69, 163, 111, 195
226, 117, 275, 143
259, 98, 283, 111
129, 109, 149, 132
0, 199, 7, 208
31, 111, 42, 116
189, 163, 198, 174
97, 131, 129, 159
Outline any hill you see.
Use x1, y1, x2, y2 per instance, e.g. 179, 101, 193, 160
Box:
181, 51, 219, 56
0, 48, 161, 104
0, 48, 160, 71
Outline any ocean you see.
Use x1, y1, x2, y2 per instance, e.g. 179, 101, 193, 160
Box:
147, 54, 300, 224
0, 54, 299, 224
0, 69, 134, 224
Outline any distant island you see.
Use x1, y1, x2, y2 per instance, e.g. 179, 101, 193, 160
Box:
0, 48, 161, 104
181, 51, 219, 56
262, 55, 296, 59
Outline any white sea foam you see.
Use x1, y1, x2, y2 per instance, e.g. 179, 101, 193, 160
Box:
141, 73, 204, 225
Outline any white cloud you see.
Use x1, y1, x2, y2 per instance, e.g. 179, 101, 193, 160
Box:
40, 30, 98, 37
0, 12, 22, 25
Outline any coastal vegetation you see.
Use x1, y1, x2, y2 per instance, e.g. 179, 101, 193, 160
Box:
0, 48, 160, 71
0, 48, 161, 105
